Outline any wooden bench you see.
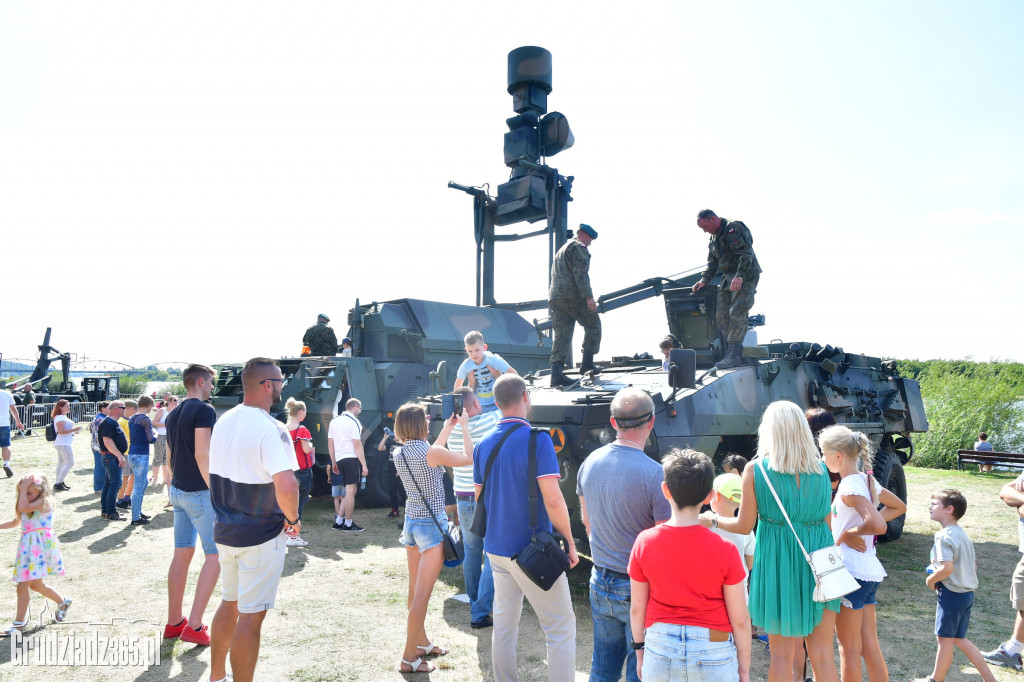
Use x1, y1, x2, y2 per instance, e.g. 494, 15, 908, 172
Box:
957, 449, 1024, 470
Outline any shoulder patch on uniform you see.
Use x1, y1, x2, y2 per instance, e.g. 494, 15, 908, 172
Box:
728, 228, 735, 233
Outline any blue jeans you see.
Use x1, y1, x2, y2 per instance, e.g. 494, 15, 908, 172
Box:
590, 566, 638, 682
129, 454, 150, 521
457, 499, 494, 623
101, 454, 123, 515
92, 449, 104, 492
295, 468, 312, 520
170, 486, 218, 554
643, 622, 739, 682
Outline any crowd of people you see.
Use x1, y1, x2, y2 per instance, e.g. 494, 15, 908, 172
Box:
0, 323, 1020, 682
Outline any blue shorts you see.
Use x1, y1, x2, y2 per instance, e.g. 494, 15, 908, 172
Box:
842, 578, 881, 610
935, 582, 974, 638
399, 513, 447, 553
0, 427, 9, 448
331, 485, 347, 498
170, 486, 218, 555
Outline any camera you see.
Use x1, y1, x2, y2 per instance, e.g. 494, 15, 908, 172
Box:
441, 393, 464, 420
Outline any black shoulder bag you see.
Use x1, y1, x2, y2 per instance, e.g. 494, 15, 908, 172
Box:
469, 424, 525, 538
397, 446, 464, 566
511, 428, 572, 591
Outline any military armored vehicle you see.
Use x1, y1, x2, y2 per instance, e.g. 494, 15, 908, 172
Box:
499, 271, 927, 541
209, 298, 551, 505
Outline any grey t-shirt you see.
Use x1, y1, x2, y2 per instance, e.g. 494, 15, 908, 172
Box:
931, 524, 978, 593
577, 443, 672, 574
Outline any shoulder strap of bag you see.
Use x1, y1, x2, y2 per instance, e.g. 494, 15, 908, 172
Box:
477, 423, 525, 499
757, 458, 812, 563
526, 427, 552, 533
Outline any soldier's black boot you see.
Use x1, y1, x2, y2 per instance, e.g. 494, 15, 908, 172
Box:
550, 362, 574, 387
579, 352, 601, 375
715, 342, 743, 370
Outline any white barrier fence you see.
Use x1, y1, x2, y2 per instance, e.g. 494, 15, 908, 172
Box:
5, 402, 100, 437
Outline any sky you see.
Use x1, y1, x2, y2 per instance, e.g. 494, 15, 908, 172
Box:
2, 2, 1022, 370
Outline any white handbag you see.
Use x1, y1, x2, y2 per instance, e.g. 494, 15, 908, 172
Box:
758, 459, 861, 602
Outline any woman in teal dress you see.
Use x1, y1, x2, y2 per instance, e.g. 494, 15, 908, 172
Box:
703, 401, 840, 682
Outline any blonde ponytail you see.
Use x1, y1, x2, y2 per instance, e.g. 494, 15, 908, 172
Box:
819, 425, 877, 503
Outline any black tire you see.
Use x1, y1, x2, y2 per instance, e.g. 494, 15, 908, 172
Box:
874, 450, 907, 542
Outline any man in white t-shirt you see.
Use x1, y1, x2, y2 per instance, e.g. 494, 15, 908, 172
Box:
0, 389, 24, 477
441, 386, 500, 629
328, 398, 367, 532
208, 357, 299, 682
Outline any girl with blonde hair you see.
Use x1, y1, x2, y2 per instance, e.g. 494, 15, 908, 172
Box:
702, 400, 840, 682
820, 424, 906, 682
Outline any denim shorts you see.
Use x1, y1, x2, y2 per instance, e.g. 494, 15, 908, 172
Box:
170, 486, 218, 555
0, 427, 10, 448
399, 512, 447, 553
331, 485, 347, 498
218, 534, 287, 614
842, 578, 881, 610
935, 582, 974, 638
644, 622, 738, 682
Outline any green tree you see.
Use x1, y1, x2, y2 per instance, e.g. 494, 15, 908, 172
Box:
908, 360, 1024, 469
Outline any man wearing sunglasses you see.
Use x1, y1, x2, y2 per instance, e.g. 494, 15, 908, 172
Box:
207, 357, 300, 682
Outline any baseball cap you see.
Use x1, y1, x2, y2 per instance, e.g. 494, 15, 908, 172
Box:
713, 473, 742, 503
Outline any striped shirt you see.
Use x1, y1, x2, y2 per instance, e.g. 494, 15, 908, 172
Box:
395, 440, 447, 520
449, 410, 500, 493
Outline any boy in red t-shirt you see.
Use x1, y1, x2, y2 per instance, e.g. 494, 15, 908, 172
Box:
628, 448, 751, 682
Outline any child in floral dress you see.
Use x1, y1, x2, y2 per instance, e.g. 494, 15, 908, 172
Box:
0, 474, 71, 636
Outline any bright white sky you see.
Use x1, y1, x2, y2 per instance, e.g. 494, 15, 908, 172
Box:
2, 2, 1022, 369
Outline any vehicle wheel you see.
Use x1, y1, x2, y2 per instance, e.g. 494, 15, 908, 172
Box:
874, 450, 907, 542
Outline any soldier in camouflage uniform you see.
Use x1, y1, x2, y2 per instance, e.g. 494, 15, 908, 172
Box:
302, 314, 339, 357
691, 209, 762, 370
548, 224, 601, 386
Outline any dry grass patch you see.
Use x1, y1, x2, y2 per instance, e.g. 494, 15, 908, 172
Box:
0, 432, 1021, 680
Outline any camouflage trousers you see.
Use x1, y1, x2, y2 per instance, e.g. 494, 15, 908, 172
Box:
716, 274, 759, 344
548, 297, 602, 365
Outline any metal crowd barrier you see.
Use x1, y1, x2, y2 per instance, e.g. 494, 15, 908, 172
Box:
6, 401, 100, 438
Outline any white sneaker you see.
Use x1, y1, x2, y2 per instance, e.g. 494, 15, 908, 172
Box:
285, 536, 308, 547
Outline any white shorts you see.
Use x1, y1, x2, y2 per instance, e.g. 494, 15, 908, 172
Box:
217, 534, 287, 613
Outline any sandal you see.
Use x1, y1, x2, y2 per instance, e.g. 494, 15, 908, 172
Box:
417, 642, 449, 656
55, 599, 72, 622
400, 656, 435, 673
0, 621, 27, 637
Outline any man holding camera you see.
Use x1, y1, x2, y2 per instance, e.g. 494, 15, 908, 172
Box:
474, 374, 580, 681
442, 386, 500, 630
577, 387, 670, 682
691, 209, 761, 370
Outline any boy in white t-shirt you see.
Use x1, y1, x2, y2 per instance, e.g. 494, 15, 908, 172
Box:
453, 331, 517, 414
708, 473, 755, 573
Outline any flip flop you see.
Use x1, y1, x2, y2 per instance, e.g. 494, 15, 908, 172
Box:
400, 656, 435, 673
417, 642, 449, 656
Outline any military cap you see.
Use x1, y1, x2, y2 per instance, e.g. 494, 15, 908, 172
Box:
579, 223, 598, 239
317, 313, 330, 322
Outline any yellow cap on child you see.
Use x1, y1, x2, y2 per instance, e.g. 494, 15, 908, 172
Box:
713, 473, 742, 503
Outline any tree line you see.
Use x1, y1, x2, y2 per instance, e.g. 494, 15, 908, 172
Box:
899, 359, 1024, 469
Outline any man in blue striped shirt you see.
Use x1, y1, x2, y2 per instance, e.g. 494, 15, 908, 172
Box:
443, 386, 500, 629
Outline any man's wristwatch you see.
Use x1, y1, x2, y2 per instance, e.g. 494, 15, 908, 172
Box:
631, 640, 645, 650
711, 514, 719, 528
285, 516, 299, 526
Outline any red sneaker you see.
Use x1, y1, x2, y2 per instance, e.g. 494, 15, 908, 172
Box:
163, 617, 188, 639
180, 623, 210, 646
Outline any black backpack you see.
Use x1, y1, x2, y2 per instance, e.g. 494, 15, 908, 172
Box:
45, 422, 57, 442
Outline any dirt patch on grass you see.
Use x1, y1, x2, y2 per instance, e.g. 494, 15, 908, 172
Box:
0, 433, 1021, 680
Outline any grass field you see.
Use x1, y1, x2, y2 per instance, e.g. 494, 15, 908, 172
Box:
0, 433, 1022, 681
